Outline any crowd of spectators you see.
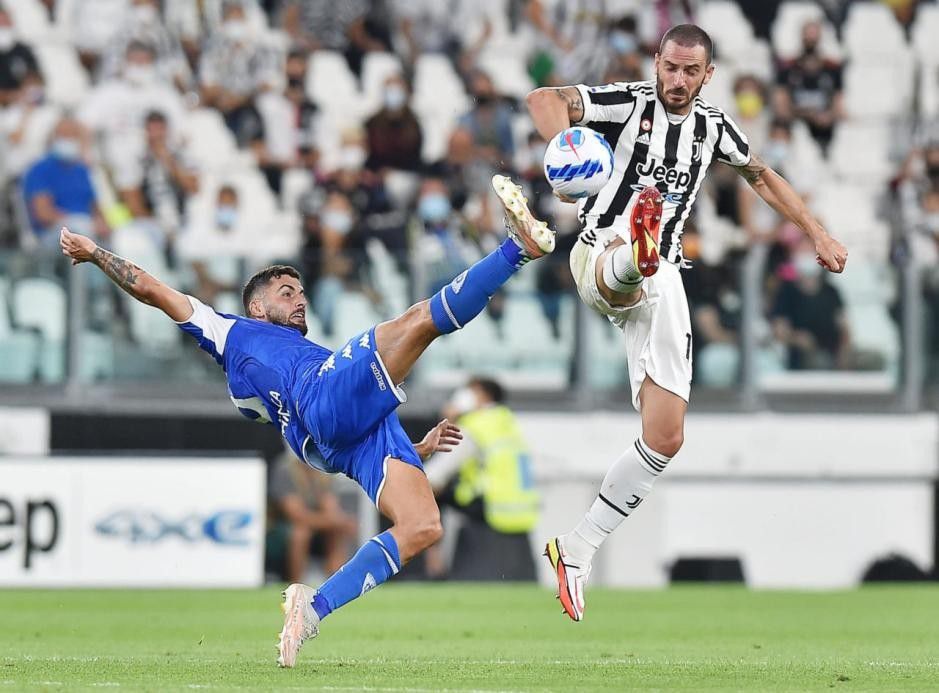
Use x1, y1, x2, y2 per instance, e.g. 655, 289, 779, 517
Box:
0, 0, 920, 388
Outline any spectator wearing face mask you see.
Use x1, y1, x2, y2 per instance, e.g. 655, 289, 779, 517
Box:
98, 0, 192, 89
414, 177, 478, 297
254, 48, 321, 194
0, 69, 58, 199
22, 116, 109, 247
0, 7, 40, 108
773, 20, 844, 155
770, 237, 850, 370
602, 15, 644, 83
458, 70, 515, 166
177, 184, 248, 307
78, 41, 186, 179
114, 110, 199, 245
200, 0, 280, 147
364, 74, 423, 172
299, 191, 370, 335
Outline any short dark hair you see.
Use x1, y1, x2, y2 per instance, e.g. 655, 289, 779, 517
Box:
659, 24, 713, 64
242, 265, 302, 315
469, 376, 505, 404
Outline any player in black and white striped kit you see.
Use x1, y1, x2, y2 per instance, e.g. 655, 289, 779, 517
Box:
529, 24, 848, 622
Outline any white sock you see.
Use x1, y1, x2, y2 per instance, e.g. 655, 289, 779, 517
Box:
601, 244, 643, 293
562, 438, 671, 564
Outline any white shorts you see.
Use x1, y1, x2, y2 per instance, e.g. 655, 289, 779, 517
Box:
569, 227, 693, 412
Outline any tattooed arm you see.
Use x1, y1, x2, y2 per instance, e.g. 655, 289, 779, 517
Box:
733, 154, 848, 273
525, 86, 584, 141
59, 226, 193, 321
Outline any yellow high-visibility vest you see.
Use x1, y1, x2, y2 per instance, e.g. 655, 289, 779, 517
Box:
454, 405, 539, 534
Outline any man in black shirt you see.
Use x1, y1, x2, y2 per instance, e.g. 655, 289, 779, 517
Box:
773, 20, 844, 154
0, 7, 40, 106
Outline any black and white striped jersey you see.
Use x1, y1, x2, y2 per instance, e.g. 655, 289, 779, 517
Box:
572, 79, 751, 265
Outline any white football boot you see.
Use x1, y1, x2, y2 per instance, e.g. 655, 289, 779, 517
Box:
491, 174, 556, 261
544, 536, 592, 622
277, 583, 320, 667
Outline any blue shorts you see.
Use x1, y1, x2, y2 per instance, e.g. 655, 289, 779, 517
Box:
296, 327, 423, 504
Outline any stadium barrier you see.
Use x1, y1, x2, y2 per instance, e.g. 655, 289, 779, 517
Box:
526, 412, 939, 589
0, 457, 265, 587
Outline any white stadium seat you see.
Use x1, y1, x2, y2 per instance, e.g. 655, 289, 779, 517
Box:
771, 2, 841, 62
843, 63, 913, 120
843, 2, 906, 61
697, 0, 754, 58
0, 278, 40, 383
912, 4, 939, 64
182, 109, 239, 172
34, 42, 89, 108
307, 50, 361, 119
7, 0, 53, 40
828, 123, 894, 185
11, 278, 67, 382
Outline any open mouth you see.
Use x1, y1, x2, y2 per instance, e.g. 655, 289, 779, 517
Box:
290, 311, 305, 321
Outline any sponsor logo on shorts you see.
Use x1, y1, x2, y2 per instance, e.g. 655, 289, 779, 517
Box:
370, 361, 387, 391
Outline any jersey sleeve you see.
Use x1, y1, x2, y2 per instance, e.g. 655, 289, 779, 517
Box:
175, 295, 236, 365
715, 112, 751, 166
573, 82, 638, 125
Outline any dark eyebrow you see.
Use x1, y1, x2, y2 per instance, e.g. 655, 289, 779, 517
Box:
277, 283, 304, 294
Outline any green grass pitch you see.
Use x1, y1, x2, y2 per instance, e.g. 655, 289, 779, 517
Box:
2, 584, 938, 691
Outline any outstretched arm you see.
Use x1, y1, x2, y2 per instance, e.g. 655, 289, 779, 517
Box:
59, 226, 193, 321
525, 86, 584, 141
732, 155, 848, 273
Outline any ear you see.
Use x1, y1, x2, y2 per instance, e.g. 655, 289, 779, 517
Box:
653, 52, 660, 72
703, 63, 715, 85
248, 296, 265, 320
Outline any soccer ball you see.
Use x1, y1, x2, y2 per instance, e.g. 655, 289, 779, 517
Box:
543, 126, 614, 199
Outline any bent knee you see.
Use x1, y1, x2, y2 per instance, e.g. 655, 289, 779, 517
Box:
643, 431, 683, 459
401, 516, 443, 552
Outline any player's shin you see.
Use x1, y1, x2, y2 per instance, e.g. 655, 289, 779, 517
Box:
428, 240, 525, 335
562, 438, 671, 563
310, 530, 401, 621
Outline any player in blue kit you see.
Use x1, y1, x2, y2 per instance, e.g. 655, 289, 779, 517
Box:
59, 175, 554, 667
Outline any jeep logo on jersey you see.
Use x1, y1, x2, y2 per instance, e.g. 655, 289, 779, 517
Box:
635, 158, 691, 188
545, 159, 605, 182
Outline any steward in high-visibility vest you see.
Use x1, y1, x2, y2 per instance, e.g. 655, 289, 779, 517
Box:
453, 404, 539, 534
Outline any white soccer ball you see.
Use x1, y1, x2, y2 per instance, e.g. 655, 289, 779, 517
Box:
543, 126, 614, 199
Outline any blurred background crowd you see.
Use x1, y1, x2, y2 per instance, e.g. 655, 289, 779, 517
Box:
0, 0, 936, 395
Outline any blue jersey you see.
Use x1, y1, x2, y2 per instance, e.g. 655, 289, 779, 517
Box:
176, 296, 331, 462
176, 296, 423, 503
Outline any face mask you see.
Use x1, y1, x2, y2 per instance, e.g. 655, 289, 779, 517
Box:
764, 140, 789, 168
125, 64, 156, 86
925, 213, 939, 234
322, 209, 353, 234
338, 146, 365, 171
418, 193, 451, 223
0, 28, 15, 51
609, 30, 637, 55
215, 205, 238, 230
51, 138, 81, 161
133, 4, 158, 23
793, 252, 821, 279
224, 20, 251, 41
384, 85, 406, 110
449, 387, 478, 416
735, 91, 764, 119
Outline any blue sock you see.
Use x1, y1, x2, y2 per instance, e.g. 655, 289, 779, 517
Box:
429, 239, 526, 334
311, 530, 400, 621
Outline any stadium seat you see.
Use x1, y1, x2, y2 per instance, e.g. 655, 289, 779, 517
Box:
413, 54, 469, 116
280, 168, 313, 214
843, 63, 913, 120
11, 277, 66, 382
361, 53, 404, 116
34, 42, 89, 108
307, 50, 361, 119
829, 123, 894, 185
771, 2, 841, 62
912, 4, 939, 64
502, 295, 566, 371
477, 50, 533, 101
365, 239, 410, 316
7, 0, 52, 41
182, 109, 239, 172
333, 292, 380, 342
843, 3, 906, 61
0, 278, 40, 383
697, 1, 755, 58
